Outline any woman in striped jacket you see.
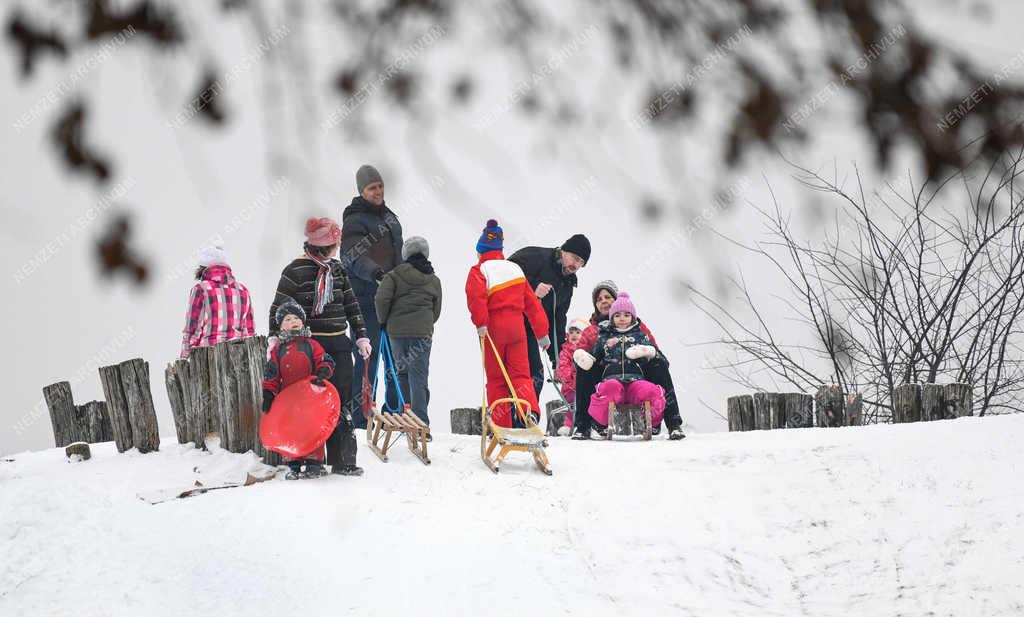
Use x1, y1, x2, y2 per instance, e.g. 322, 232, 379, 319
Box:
180, 241, 255, 358
268, 217, 370, 476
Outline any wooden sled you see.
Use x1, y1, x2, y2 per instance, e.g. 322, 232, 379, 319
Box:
367, 403, 431, 465
481, 397, 552, 475
606, 401, 652, 441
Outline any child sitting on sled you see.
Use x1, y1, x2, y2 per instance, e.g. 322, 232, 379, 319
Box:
262, 298, 336, 480
555, 317, 589, 436
572, 293, 666, 428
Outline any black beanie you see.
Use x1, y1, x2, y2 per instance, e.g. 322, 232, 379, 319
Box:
561, 234, 591, 263
275, 298, 306, 326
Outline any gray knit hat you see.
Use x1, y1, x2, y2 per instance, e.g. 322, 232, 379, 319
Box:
592, 279, 619, 305
275, 298, 306, 326
402, 236, 429, 260
356, 164, 383, 193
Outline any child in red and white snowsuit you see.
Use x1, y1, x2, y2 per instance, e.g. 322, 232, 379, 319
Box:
262, 299, 336, 479
555, 317, 589, 435
466, 219, 550, 428
573, 293, 666, 428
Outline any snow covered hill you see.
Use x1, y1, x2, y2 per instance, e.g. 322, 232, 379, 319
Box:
2, 415, 1022, 616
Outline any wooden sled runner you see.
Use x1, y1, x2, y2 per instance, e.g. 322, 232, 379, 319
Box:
481, 397, 551, 475
606, 401, 652, 441
367, 403, 431, 465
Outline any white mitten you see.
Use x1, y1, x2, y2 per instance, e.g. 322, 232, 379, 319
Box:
573, 348, 595, 370
626, 345, 656, 360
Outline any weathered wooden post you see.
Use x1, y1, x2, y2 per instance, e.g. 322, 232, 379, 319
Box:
97, 364, 134, 452
118, 359, 160, 453
450, 407, 483, 435
783, 393, 813, 428
943, 383, 973, 418
844, 393, 863, 426
921, 384, 944, 421
164, 362, 190, 444
544, 400, 568, 436
727, 395, 754, 431
43, 382, 83, 447
80, 401, 113, 443
815, 385, 845, 427
892, 383, 922, 424
65, 442, 91, 461
752, 393, 783, 430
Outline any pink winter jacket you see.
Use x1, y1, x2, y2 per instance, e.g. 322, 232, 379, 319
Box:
180, 265, 255, 358
557, 339, 583, 396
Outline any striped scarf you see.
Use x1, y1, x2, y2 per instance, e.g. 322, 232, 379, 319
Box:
304, 249, 335, 316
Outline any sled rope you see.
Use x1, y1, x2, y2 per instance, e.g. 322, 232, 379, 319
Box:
372, 331, 406, 412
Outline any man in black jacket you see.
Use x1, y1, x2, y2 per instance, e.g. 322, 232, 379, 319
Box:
340, 164, 404, 429
509, 234, 591, 399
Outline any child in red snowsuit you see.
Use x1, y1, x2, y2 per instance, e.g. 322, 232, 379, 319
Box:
555, 317, 589, 435
262, 298, 336, 479
466, 219, 550, 427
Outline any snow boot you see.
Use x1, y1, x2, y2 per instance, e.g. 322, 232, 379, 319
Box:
285, 461, 303, 480
570, 428, 591, 440
302, 462, 328, 479
669, 427, 686, 441
332, 464, 364, 476
557, 425, 571, 437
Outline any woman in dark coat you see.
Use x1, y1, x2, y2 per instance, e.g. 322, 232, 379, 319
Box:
269, 217, 371, 475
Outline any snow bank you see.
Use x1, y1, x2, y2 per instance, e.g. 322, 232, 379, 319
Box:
2, 415, 1022, 616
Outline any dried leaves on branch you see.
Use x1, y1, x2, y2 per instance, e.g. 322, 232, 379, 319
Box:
693, 150, 1024, 421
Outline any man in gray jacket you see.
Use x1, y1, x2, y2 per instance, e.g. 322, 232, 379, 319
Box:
374, 236, 442, 427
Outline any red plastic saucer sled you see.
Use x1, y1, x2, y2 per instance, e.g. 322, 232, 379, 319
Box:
259, 377, 341, 458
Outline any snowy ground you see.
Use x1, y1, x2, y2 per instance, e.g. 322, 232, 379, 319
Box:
2, 415, 1023, 617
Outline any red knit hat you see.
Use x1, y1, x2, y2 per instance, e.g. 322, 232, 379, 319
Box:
305, 217, 341, 247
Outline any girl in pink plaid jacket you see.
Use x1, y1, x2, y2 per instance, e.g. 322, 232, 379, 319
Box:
180, 242, 255, 358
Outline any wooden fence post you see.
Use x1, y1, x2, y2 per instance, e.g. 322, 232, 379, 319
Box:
43, 382, 82, 447
727, 395, 754, 431
815, 385, 845, 427
752, 393, 783, 430
97, 364, 134, 452
80, 401, 113, 443
450, 407, 483, 435
118, 359, 160, 453
943, 383, 973, 418
164, 363, 189, 444
892, 384, 921, 423
784, 393, 813, 428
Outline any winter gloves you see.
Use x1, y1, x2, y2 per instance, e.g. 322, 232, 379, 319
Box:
625, 345, 657, 360
538, 335, 551, 351
573, 349, 595, 371
262, 390, 275, 413
373, 268, 386, 283
356, 337, 373, 360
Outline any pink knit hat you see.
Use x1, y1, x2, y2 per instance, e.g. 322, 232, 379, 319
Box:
609, 292, 637, 319
305, 217, 341, 247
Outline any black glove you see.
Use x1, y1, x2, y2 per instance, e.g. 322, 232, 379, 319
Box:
261, 390, 275, 413
311, 376, 325, 387
373, 268, 386, 282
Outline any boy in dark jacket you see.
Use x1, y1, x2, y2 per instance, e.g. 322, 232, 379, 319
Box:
374, 236, 443, 427
572, 293, 666, 429
263, 299, 336, 479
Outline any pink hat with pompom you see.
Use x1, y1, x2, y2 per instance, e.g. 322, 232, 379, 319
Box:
305, 217, 341, 247
609, 292, 637, 318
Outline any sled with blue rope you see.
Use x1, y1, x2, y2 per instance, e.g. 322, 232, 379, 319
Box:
364, 332, 432, 465
479, 333, 552, 475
